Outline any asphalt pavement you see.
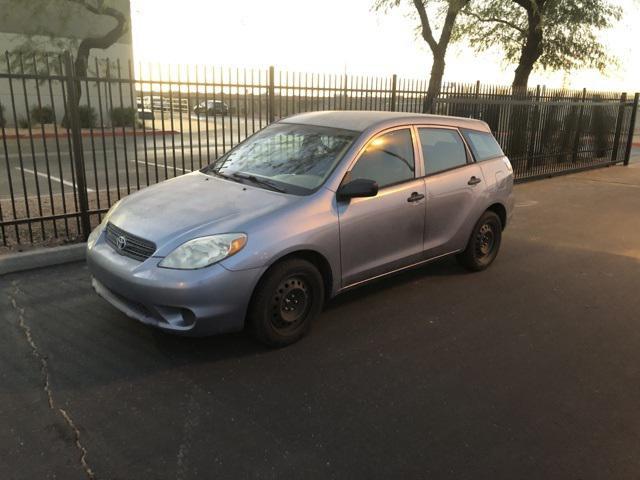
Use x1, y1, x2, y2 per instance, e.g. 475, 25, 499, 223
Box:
2, 163, 640, 479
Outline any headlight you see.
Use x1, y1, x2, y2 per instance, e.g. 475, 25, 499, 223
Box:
159, 233, 247, 270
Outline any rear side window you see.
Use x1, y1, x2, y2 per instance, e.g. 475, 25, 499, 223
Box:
462, 129, 504, 161
418, 128, 468, 175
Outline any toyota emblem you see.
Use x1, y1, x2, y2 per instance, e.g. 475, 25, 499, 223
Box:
116, 235, 127, 251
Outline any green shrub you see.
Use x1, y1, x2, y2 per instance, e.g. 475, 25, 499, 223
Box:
0, 103, 5, 128
539, 96, 562, 157
110, 107, 136, 127
591, 96, 613, 158
18, 117, 30, 129
560, 104, 580, 162
30, 105, 55, 124
61, 105, 97, 129
78, 105, 97, 128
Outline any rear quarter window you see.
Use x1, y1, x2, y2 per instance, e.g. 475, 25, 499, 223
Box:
462, 129, 504, 162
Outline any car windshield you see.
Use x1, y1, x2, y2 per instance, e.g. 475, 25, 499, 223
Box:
203, 123, 358, 194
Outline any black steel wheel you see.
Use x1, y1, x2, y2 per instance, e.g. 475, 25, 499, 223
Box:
475, 222, 496, 259
270, 276, 311, 331
248, 258, 324, 347
457, 210, 502, 272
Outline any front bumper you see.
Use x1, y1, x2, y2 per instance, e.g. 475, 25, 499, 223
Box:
87, 232, 265, 336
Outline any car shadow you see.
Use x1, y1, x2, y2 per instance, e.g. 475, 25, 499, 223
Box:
148, 257, 465, 360
2, 255, 471, 393
325, 255, 464, 311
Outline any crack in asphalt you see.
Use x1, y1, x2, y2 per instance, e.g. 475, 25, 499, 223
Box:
9, 280, 96, 480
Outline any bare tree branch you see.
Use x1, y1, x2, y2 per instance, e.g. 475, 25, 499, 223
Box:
412, 0, 439, 52
66, 0, 128, 77
464, 11, 526, 34
513, 0, 533, 11
439, 1, 469, 48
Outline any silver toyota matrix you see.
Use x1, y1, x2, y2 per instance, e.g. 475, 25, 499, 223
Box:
87, 111, 514, 346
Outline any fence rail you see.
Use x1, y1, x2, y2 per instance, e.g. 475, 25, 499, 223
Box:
0, 52, 637, 249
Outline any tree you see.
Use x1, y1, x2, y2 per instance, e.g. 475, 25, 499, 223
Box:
454, 0, 622, 89
66, 0, 128, 114
67, 0, 128, 81
3, 0, 128, 103
375, 0, 470, 113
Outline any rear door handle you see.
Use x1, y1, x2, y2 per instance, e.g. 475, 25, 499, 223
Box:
407, 192, 425, 203
468, 176, 482, 186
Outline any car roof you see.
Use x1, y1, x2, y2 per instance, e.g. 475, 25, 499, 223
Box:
279, 110, 491, 133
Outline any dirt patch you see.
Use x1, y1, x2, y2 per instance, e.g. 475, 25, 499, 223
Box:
0, 188, 136, 254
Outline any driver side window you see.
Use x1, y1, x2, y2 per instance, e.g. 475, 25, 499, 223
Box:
349, 129, 415, 188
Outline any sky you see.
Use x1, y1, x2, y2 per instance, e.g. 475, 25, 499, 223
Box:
130, 0, 639, 92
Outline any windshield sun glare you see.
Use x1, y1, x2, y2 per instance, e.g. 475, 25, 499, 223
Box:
205, 123, 358, 194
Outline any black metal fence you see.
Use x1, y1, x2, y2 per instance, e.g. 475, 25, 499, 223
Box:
0, 52, 638, 249
433, 82, 638, 180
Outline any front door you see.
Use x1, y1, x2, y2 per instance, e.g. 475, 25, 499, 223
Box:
338, 127, 426, 287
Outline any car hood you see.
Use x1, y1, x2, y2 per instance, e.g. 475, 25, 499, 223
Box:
108, 172, 295, 249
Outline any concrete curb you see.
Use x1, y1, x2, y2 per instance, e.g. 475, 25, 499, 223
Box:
0, 243, 86, 276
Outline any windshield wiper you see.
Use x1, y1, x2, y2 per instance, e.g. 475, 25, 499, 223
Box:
205, 168, 245, 184
231, 172, 286, 193
211, 170, 233, 180
202, 165, 227, 177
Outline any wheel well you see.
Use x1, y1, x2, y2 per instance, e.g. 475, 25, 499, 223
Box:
487, 203, 507, 230
268, 250, 334, 301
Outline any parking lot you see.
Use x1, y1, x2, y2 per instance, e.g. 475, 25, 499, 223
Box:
2, 162, 640, 479
1, 113, 262, 201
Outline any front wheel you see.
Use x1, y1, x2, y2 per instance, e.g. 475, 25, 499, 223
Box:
456, 211, 502, 272
247, 258, 324, 347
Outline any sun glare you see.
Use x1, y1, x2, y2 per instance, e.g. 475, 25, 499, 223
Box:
128, 0, 638, 90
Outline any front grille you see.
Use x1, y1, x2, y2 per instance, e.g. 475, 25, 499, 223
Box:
105, 222, 156, 261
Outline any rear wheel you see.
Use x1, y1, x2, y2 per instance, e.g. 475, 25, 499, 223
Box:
248, 258, 324, 347
456, 211, 502, 272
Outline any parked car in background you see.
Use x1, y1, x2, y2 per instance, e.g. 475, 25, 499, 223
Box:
87, 111, 514, 347
136, 101, 154, 121
194, 100, 229, 116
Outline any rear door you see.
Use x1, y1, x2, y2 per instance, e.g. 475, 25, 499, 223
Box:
418, 127, 487, 257
338, 127, 426, 287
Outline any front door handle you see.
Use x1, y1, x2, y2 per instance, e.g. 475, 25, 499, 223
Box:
407, 192, 425, 203
468, 176, 482, 186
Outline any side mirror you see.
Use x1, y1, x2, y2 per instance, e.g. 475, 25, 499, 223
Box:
337, 178, 379, 201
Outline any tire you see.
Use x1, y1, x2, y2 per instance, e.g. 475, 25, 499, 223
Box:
456, 211, 502, 272
248, 258, 324, 347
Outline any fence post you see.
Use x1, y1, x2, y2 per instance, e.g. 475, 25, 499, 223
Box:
611, 92, 627, 164
571, 87, 587, 163
268, 65, 275, 124
343, 73, 349, 110
390, 74, 397, 112
63, 52, 91, 241
473, 80, 480, 118
525, 85, 541, 171
623, 92, 639, 166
